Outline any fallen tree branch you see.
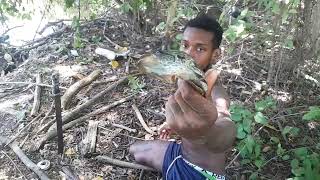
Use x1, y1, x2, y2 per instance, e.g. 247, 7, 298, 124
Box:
0, 136, 50, 180
47, 76, 128, 130
62, 70, 102, 110
0, 81, 67, 90
37, 94, 134, 149
95, 155, 156, 171
31, 74, 42, 116
132, 104, 155, 135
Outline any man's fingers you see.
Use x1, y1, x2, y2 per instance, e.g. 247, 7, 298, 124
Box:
175, 91, 193, 113
204, 69, 219, 98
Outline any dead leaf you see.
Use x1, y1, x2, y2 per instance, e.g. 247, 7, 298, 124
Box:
263, 146, 271, 152
64, 148, 76, 156
109, 60, 119, 69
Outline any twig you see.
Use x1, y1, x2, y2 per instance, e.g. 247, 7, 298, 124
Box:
103, 21, 121, 48
37, 94, 134, 149
33, 9, 46, 41
39, 102, 55, 125
1, 25, 24, 36
31, 74, 42, 116
132, 104, 155, 135
79, 120, 99, 156
62, 70, 102, 110
112, 123, 137, 133
0, 81, 67, 90
99, 126, 145, 140
95, 155, 156, 171
226, 125, 265, 169
0, 137, 50, 180
139, 170, 145, 180
6, 113, 43, 146
37, 119, 55, 134
1, 150, 27, 180
19, 134, 29, 148
52, 76, 128, 127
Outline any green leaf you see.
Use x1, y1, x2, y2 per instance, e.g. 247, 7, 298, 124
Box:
242, 118, 252, 133
282, 154, 290, 160
294, 147, 308, 159
254, 144, 261, 157
249, 172, 258, 180
254, 158, 264, 169
292, 167, 305, 176
291, 159, 300, 169
231, 112, 242, 122
276, 143, 285, 156
270, 136, 280, 144
254, 112, 268, 125
236, 124, 247, 139
282, 126, 300, 137
65, 0, 75, 8
303, 106, 320, 121
241, 159, 251, 165
246, 135, 255, 154
255, 97, 276, 111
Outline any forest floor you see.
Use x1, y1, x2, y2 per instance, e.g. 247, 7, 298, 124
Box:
0, 10, 319, 180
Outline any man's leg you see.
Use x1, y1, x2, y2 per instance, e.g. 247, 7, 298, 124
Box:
129, 140, 170, 171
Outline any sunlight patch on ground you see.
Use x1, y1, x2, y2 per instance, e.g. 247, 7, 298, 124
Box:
53, 65, 88, 78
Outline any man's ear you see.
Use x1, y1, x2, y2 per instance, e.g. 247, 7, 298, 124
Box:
210, 48, 221, 64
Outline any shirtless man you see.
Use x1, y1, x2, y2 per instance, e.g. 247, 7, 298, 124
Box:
129, 15, 236, 180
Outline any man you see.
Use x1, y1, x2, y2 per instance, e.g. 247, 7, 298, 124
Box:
129, 14, 236, 180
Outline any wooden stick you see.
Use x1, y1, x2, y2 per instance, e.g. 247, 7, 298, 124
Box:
0, 81, 67, 90
132, 104, 155, 135
112, 123, 137, 133
0, 136, 50, 180
37, 95, 134, 149
52, 76, 128, 127
62, 70, 102, 110
95, 155, 156, 171
31, 74, 42, 116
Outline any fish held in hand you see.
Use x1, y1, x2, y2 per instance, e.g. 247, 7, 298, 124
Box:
137, 52, 208, 95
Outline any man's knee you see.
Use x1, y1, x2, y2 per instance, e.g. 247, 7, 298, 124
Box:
129, 142, 148, 164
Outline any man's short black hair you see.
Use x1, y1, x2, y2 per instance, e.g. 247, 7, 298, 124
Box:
184, 14, 223, 48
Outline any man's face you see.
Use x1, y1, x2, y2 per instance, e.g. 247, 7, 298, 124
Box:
181, 27, 219, 70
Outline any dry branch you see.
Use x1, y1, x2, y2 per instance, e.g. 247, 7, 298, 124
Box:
31, 74, 42, 116
62, 70, 102, 110
112, 123, 137, 133
37, 94, 133, 149
132, 104, 155, 135
0, 136, 50, 180
47, 76, 128, 133
0, 81, 67, 89
95, 155, 156, 171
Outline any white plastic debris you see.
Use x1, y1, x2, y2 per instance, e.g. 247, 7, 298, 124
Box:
4, 53, 13, 63
95, 47, 116, 60
70, 50, 79, 57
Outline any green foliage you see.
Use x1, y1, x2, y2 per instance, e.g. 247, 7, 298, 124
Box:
303, 106, 320, 121
0, 0, 33, 23
128, 76, 145, 92
65, 0, 76, 8
289, 148, 320, 179
255, 96, 276, 112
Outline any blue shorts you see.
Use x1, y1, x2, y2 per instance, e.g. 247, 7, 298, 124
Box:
162, 142, 225, 180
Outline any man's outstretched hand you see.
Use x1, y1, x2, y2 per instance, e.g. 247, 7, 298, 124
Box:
159, 70, 219, 140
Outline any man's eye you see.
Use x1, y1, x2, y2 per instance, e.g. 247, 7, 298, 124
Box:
182, 44, 188, 48
196, 47, 205, 52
